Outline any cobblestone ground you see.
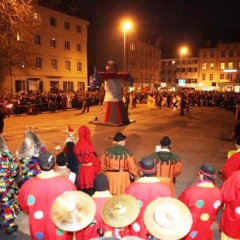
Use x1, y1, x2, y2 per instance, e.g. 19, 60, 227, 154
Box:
0, 104, 236, 240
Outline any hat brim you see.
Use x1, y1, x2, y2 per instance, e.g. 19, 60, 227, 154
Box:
144, 197, 192, 240
113, 136, 127, 141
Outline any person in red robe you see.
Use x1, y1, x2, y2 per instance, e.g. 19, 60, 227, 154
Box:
18, 151, 76, 240
75, 173, 115, 239
221, 134, 240, 181
74, 125, 101, 196
125, 156, 171, 239
220, 169, 240, 240
178, 163, 222, 240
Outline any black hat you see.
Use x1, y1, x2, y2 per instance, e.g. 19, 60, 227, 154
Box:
139, 156, 156, 175
94, 173, 109, 191
113, 132, 127, 141
37, 151, 55, 171
160, 136, 171, 147
235, 135, 240, 145
200, 163, 216, 179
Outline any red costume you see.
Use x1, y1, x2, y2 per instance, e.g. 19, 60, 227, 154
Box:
125, 177, 171, 239
222, 150, 240, 180
75, 191, 115, 239
220, 170, 240, 239
74, 125, 101, 190
178, 180, 222, 240
18, 171, 76, 240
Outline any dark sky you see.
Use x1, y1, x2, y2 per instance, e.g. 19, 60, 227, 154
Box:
77, 0, 240, 47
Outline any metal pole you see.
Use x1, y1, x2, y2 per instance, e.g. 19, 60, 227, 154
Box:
124, 29, 126, 72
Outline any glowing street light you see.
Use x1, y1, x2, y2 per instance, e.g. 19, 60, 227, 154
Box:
122, 21, 132, 72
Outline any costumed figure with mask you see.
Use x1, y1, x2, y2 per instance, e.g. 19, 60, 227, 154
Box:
89, 66, 102, 90
16, 127, 46, 188
0, 135, 20, 235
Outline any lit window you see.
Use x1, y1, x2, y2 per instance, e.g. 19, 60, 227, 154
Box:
228, 62, 233, 69
50, 38, 56, 48
202, 63, 207, 70
65, 60, 71, 71
210, 63, 214, 69
220, 63, 225, 69
34, 13, 41, 22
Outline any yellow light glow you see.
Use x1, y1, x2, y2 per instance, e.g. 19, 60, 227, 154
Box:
123, 21, 132, 31
180, 47, 188, 55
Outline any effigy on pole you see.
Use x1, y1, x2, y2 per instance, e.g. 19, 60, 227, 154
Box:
90, 60, 133, 126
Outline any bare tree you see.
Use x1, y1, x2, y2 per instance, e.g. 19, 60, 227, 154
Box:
0, 0, 40, 75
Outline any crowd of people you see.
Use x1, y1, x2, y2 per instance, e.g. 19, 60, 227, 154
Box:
0, 120, 240, 240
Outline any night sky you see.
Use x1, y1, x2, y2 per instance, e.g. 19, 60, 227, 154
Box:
76, 0, 240, 51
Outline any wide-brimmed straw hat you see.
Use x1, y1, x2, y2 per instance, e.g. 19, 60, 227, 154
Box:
144, 197, 192, 240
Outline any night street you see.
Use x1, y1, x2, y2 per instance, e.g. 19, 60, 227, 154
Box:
0, 104, 236, 240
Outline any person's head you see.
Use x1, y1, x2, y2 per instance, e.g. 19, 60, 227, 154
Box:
235, 135, 240, 149
138, 156, 156, 177
37, 151, 55, 171
199, 163, 216, 181
113, 132, 127, 146
93, 173, 109, 191
160, 136, 171, 148
56, 152, 67, 167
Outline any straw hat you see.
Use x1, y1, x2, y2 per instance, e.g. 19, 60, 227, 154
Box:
144, 197, 192, 240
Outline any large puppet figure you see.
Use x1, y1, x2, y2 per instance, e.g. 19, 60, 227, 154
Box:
92, 60, 133, 126
16, 127, 46, 188
0, 135, 19, 235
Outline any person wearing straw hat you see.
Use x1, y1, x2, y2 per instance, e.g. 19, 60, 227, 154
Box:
178, 163, 222, 240
125, 156, 171, 239
220, 169, 240, 240
150, 135, 182, 197
101, 132, 138, 195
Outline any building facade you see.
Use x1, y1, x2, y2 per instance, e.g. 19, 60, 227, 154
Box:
3, 3, 89, 94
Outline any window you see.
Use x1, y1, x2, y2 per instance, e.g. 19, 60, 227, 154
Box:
34, 12, 41, 22
50, 17, 56, 26
63, 82, 73, 91
15, 80, 27, 92
130, 43, 135, 51
65, 41, 70, 50
229, 51, 233, 57
36, 57, 42, 69
35, 35, 41, 45
202, 52, 207, 58
76, 25, 82, 33
210, 63, 214, 69
50, 38, 56, 48
77, 62, 82, 72
220, 63, 225, 69
17, 33, 24, 41
51, 59, 57, 70
65, 60, 71, 71
202, 63, 207, 70
77, 43, 82, 52
65, 22, 70, 30
220, 74, 224, 79
236, 74, 240, 82
210, 52, 214, 58
77, 82, 85, 91
238, 62, 240, 69
226, 74, 232, 80
209, 74, 213, 81
221, 51, 225, 57
202, 74, 206, 81
228, 62, 233, 69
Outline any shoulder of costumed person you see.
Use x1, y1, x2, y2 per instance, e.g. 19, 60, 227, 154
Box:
104, 144, 133, 160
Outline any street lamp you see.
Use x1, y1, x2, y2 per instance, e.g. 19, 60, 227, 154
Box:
122, 21, 132, 72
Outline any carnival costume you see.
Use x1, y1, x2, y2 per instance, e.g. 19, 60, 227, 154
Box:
0, 135, 20, 234
74, 125, 101, 194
